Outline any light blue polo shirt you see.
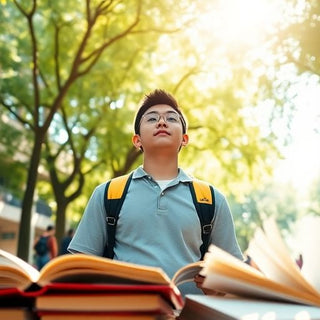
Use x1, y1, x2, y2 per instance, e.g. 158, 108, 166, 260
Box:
68, 166, 243, 295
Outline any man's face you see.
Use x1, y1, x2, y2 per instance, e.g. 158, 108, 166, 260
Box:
133, 104, 188, 153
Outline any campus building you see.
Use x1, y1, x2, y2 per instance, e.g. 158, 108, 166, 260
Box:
0, 187, 52, 260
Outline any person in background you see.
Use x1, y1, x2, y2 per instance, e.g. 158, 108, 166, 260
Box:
295, 253, 303, 269
33, 225, 58, 270
59, 228, 74, 255
68, 89, 243, 295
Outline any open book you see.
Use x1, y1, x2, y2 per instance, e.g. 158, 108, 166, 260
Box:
0, 249, 201, 291
0, 249, 203, 309
200, 217, 320, 307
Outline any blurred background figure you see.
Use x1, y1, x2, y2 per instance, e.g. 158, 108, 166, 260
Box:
59, 228, 74, 255
33, 225, 58, 270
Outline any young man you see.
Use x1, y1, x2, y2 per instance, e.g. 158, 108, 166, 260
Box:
68, 89, 243, 295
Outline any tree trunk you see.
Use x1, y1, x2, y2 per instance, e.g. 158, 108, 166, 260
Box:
17, 133, 44, 261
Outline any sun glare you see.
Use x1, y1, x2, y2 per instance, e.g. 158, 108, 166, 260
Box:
194, 0, 284, 47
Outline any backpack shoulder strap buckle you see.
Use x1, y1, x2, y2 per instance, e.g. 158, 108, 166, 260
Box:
106, 217, 116, 225
202, 223, 213, 234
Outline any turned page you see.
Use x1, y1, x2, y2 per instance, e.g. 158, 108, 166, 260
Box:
201, 244, 320, 306
171, 261, 203, 286
246, 217, 320, 297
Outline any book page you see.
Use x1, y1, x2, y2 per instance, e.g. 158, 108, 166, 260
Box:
246, 218, 320, 296
204, 268, 320, 306
38, 254, 171, 287
201, 245, 320, 307
0, 249, 39, 289
171, 261, 203, 286
201, 245, 264, 280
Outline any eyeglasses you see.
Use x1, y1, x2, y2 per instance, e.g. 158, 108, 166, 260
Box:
141, 111, 181, 124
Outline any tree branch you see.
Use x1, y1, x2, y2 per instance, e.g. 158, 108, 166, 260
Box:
78, 1, 142, 76
1, 98, 34, 130
172, 67, 201, 94
54, 23, 62, 90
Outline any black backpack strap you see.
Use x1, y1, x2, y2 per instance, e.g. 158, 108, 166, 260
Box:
103, 172, 133, 258
189, 180, 215, 260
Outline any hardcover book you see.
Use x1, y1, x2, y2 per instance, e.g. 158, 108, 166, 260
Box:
0, 249, 204, 310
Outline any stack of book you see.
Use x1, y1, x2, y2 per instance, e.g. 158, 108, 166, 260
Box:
6, 218, 319, 319
0, 308, 34, 320
0, 287, 35, 320
0, 249, 203, 319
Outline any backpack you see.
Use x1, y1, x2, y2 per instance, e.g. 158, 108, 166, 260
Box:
103, 172, 215, 260
34, 236, 49, 256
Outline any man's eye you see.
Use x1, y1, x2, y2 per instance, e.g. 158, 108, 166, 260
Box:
167, 116, 179, 122
147, 116, 158, 122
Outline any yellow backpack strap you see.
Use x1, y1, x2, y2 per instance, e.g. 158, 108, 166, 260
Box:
104, 172, 133, 258
189, 180, 215, 260
192, 179, 213, 205
107, 173, 132, 199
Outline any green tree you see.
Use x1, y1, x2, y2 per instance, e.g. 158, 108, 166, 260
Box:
43, 94, 141, 242
2, 0, 311, 261
227, 0, 320, 244
230, 182, 300, 251
0, 112, 31, 197
276, 0, 320, 77
255, 0, 320, 138
0, 0, 193, 260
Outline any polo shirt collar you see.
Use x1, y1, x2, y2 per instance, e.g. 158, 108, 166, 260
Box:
132, 166, 193, 183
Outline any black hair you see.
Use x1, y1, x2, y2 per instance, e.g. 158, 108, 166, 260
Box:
46, 225, 54, 231
134, 89, 187, 134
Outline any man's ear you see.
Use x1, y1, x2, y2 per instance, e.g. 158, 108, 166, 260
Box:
132, 134, 142, 150
181, 133, 189, 147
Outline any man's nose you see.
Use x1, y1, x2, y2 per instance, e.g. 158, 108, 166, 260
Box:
157, 116, 168, 126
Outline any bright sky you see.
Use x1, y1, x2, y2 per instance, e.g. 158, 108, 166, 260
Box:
193, 0, 285, 47
273, 80, 320, 193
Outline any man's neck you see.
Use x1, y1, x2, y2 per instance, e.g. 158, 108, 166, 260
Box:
143, 154, 179, 180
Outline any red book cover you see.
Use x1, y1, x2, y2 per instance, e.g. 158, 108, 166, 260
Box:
0, 283, 183, 310
0, 249, 186, 311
